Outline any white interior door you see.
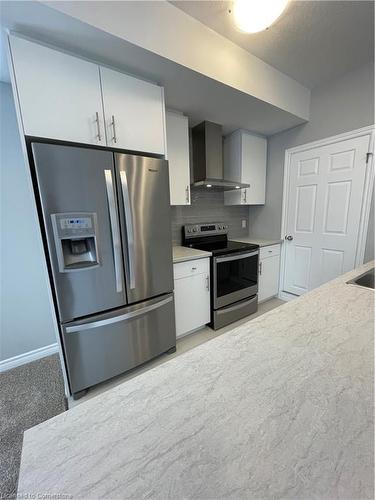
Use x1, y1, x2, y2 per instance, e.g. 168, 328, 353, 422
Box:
283, 134, 371, 295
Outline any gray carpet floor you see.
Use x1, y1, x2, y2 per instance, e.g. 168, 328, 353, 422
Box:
0, 354, 67, 499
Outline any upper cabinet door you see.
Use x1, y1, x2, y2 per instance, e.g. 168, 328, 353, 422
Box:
224, 130, 267, 205
9, 35, 105, 146
241, 133, 267, 205
100, 67, 166, 155
165, 111, 191, 205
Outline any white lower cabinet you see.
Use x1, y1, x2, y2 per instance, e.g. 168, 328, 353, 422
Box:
173, 258, 210, 338
258, 245, 281, 302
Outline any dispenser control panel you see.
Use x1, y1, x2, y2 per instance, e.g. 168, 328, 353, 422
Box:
53, 213, 96, 239
59, 217, 93, 230
51, 212, 100, 273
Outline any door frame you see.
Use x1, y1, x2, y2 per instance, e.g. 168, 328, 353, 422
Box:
279, 125, 375, 300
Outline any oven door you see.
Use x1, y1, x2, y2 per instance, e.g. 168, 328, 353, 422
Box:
213, 250, 259, 309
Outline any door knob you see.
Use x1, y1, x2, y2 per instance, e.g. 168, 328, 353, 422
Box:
285, 235, 293, 241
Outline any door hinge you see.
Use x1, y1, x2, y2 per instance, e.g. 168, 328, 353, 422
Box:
366, 152, 373, 164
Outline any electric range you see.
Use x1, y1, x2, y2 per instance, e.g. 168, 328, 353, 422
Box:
183, 222, 259, 329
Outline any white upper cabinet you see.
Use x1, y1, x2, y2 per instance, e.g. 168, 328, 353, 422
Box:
100, 66, 166, 155
165, 111, 191, 205
9, 35, 105, 146
224, 130, 267, 205
8, 35, 167, 155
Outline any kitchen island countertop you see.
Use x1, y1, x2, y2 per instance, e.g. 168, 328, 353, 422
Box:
18, 261, 374, 499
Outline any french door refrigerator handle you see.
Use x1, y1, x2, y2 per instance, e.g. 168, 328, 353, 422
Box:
120, 170, 136, 289
104, 169, 123, 293
65, 296, 173, 333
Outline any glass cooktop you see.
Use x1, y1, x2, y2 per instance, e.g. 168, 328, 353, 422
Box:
186, 240, 259, 256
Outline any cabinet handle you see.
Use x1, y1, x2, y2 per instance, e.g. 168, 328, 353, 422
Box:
111, 115, 117, 144
186, 185, 190, 204
95, 112, 102, 142
206, 276, 210, 291
259, 261, 262, 276
191, 267, 197, 271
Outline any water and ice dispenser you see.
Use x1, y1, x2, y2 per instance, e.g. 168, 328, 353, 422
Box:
51, 213, 100, 272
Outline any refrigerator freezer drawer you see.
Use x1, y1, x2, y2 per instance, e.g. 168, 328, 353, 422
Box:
62, 294, 176, 394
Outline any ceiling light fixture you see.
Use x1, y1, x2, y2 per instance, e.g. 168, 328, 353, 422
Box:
231, 0, 289, 34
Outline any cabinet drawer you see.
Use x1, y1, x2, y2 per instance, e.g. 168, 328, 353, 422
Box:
174, 258, 209, 280
260, 244, 280, 259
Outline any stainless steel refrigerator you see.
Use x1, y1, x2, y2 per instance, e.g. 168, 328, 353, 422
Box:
31, 142, 175, 398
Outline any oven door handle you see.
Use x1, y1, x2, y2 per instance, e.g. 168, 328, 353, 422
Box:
215, 250, 258, 264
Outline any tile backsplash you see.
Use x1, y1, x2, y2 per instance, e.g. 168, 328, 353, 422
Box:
171, 190, 249, 245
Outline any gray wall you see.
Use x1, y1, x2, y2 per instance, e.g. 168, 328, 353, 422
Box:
249, 61, 374, 262
171, 190, 249, 245
0, 82, 56, 362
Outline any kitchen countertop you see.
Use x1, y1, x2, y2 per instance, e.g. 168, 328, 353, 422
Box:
172, 245, 212, 263
230, 236, 282, 247
18, 262, 374, 499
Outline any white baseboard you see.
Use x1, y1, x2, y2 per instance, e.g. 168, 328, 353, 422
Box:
278, 291, 298, 302
0, 343, 59, 373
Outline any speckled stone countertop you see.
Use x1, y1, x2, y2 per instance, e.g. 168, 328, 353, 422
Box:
230, 236, 282, 247
172, 245, 211, 263
18, 262, 374, 499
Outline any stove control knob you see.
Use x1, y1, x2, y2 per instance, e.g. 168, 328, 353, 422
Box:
193, 227, 197, 232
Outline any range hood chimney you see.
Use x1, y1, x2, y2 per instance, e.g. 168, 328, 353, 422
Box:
191, 121, 249, 191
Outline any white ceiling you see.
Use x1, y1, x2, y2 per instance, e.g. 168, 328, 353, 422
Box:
171, 0, 374, 89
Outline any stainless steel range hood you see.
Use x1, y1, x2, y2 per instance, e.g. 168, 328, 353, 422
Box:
191, 121, 249, 191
